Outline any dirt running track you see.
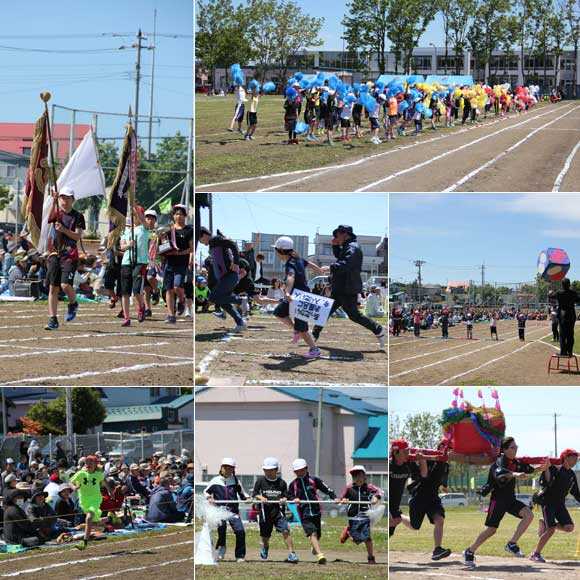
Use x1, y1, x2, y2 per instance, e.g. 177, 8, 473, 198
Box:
389, 320, 579, 386
0, 302, 193, 385
0, 528, 193, 580
195, 312, 387, 385
390, 551, 580, 580
195, 102, 580, 193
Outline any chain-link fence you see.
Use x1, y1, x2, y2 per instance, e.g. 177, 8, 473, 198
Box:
0, 429, 193, 465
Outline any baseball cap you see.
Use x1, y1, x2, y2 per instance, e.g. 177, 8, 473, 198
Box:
172, 204, 187, 214
59, 187, 75, 197
199, 226, 212, 238
86, 455, 98, 463
332, 224, 354, 237
196, 276, 207, 284
49, 473, 60, 482
378, 93, 387, 101
272, 236, 294, 251
292, 458, 308, 471
349, 465, 366, 475
4, 473, 16, 483
262, 457, 279, 470
391, 438, 409, 451
144, 209, 158, 219
130, 463, 139, 470
6, 458, 14, 464
560, 448, 579, 460
221, 457, 236, 468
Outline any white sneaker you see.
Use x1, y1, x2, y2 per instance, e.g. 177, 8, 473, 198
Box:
236, 558, 246, 563
230, 322, 247, 333
376, 327, 386, 348
184, 309, 192, 318
217, 546, 226, 561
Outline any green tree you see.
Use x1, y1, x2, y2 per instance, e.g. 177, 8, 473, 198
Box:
565, 0, 580, 97
446, 1, 476, 75
498, 14, 520, 82
548, 3, 569, 90
0, 184, 13, 211
342, 0, 390, 74
401, 412, 441, 449
27, 388, 107, 435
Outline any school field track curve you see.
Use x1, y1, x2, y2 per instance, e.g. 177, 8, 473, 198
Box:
0, 301, 193, 386
0, 528, 193, 580
195, 311, 387, 385
195, 100, 580, 192
390, 551, 580, 580
388, 319, 580, 386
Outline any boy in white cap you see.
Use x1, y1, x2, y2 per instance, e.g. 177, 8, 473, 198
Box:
287, 458, 339, 564
143, 209, 160, 316
339, 465, 383, 564
252, 457, 297, 562
45, 187, 85, 330
205, 457, 252, 562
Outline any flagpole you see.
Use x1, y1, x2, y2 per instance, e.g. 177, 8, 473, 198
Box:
128, 107, 136, 267
41, 92, 60, 253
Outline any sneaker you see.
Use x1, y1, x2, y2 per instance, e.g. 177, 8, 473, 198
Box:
230, 322, 247, 333
237, 128, 244, 134
249, 135, 255, 140
305, 347, 321, 358
376, 326, 386, 348
64, 302, 78, 322
260, 545, 269, 560
291, 331, 301, 344
339, 525, 350, 544
121, 318, 131, 327
165, 315, 177, 324
45, 318, 59, 331
145, 308, 153, 318
306, 134, 312, 142
529, 552, 546, 563
463, 548, 475, 568
505, 542, 524, 557
177, 302, 185, 316
244, 135, 250, 140
288, 551, 298, 563
236, 558, 246, 563
317, 553, 327, 565
368, 556, 376, 564
213, 311, 226, 320
75, 539, 88, 551
217, 546, 226, 561
117, 308, 125, 319
432, 546, 451, 561
185, 308, 192, 318
152, 291, 160, 305
137, 308, 146, 323
227, 128, 234, 132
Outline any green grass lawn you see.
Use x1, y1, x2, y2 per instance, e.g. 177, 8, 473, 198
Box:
390, 506, 580, 560
541, 328, 580, 355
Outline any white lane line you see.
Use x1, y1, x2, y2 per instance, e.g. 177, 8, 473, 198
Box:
75, 557, 193, 580
392, 571, 508, 580
0, 342, 173, 359
390, 326, 549, 378
0, 319, 192, 331
215, 350, 388, 363
247, 379, 387, 386
437, 331, 553, 385
552, 137, 580, 192
444, 105, 580, 192
3, 540, 193, 577
197, 106, 557, 189
355, 104, 572, 192
197, 348, 221, 374
390, 340, 486, 364
0, 361, 192, 385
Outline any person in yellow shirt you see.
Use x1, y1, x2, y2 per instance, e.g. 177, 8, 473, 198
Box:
245, 90, 260, 141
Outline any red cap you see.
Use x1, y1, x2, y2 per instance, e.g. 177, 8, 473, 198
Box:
439, 438, 452, 448
86, 455, 98, 462
560, 448, 579, 460
391, 438, 409, 451
49, 473, 60, 482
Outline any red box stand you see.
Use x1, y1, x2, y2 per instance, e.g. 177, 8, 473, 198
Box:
548, 354, 579, 374
451, 418, 505, 455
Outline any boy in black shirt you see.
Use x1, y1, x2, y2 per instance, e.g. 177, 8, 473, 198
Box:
252, 457, 297, 563
550, 278, 580, 356
530, 449, 580, 562
389, 438, 413, 537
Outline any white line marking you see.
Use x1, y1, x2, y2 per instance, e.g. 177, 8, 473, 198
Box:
215, 350, 388, 363
0, 361, 192, 385
355, 105, 572, 192
392, 571, 508, 580
390, 340, 484, 364
437, 331, 553, 385
75, 557, 193, 580
197, 348, 221, 374
444, 105, 580, 192
552, 137, 580, 191
247, 379, 387, 386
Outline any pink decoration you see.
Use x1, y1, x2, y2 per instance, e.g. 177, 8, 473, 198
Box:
452, 400, 458, 408
495, 400, 501, 411
477, 389, 483, 398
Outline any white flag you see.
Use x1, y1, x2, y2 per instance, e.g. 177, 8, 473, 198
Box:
38, 128, 106, 252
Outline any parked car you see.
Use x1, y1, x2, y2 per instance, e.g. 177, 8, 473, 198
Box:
439, 493, 467, 506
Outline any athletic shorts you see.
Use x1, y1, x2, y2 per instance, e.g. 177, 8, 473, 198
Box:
485, 497, 526, 528
348, 516, 371, 542
247, 111, 257, 126
409, 496, 445, 530
104, 263, 121, 291
490, 326, 497, 334
163, 264, 188, 291
542, 503, 573, 529
273, 299, 308, 332
258, 513, 289, 538
184, 270, 194, 299
369, 117, 380, 130
389, 115, 398, 124
120, 264, 146, 296
340, 118, 351, 128
325, 114, 335, 131
47, 255, 77, 287
234, 103, 245, 122
301, 515, 322, 538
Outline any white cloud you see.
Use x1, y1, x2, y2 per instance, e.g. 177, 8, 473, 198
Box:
501, 193, 580, 223
542, 229, 580, 239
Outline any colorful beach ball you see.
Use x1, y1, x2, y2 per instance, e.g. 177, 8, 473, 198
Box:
537, 248, 570, 282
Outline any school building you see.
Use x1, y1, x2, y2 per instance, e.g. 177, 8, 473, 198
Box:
194, 386, 387, 494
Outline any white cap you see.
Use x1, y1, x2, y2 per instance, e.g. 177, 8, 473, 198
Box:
262, 457, 279, 470
5, 458, 14, 464
349, 465, 366, 475
292, 458, 308, 471
144, 209, 158, 219
59, 187, 75, 197
221, 457, 236, 468
378, 94, 387, 101
172, 204, 187, 213
272, 236, 294, 251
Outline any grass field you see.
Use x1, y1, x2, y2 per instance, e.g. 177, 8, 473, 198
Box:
195, 517, 387, 579
390, 506, 580, 561
194, 94, 501, 186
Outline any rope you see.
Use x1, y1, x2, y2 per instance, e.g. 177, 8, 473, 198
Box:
209, 499, 377, 505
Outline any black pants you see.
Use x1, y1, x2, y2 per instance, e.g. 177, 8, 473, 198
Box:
560, 318, 575, 356
518, 328, 525, 340
216, 515, 245, 559
393, 320, 401, 336
313, 293, 382, 338
552, 322, 560, 342
441, 325, 448, 338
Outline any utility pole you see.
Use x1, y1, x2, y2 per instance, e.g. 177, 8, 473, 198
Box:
1, 388, 7, 438
147, 10, 157, 159
208, 193, 213, 232
415, 260, 426, 304
66, 388, 74, 463
554, 413, 559, 456
315, 388, 324, 476
480, 263, 486, 305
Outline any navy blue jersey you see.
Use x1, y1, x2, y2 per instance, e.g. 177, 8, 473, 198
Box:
285, 257, 309, 292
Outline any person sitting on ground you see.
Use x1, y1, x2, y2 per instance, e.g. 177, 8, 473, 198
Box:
26, 488, 57, 541
3, 488, 43, 547
55, 483, 76, 525
176, 473, 194, 520
146, 477, 186, 523
101, 477, 127, 513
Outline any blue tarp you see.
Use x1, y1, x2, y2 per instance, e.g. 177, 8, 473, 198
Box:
425, 75, 474, 86
375, 74, 425, 85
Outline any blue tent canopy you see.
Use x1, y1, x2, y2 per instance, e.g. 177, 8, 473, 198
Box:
375, 74, 425, 85
300, 73, 334, 82
426, 74, 474, 86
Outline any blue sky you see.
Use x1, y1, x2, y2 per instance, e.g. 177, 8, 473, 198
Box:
390, 193, 580, 286
196, 192, 388, 261
1, 1, 192, 150
390, 387, 577, 458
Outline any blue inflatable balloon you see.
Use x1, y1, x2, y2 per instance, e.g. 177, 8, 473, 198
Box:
249, 79, 260, 92
360, 84, 369, 94
364, 95, 377, 113
353, 82, 360, 92
294, 121, 308, 134
416, 102, 425, 113
285, 87, 297, 99
424, 108, 433, 118
300, 79, 311, 90
345, 94, 356, 105
263, 82, 276, 92
295, 72, 304, 81
287, 77, 296, 86
328, 75, 339, 90
398, 100, 409, 113
407, 75, 417, 85
316, 72, 325, 84
410, 88, 420, 100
